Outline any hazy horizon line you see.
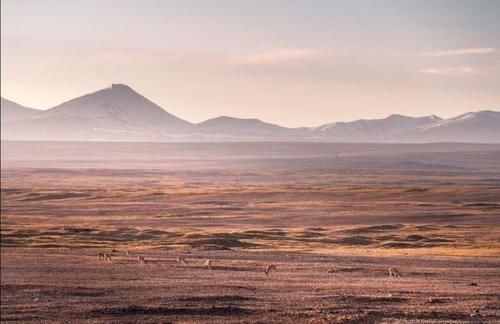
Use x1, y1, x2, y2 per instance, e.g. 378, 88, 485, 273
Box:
2, 83, 498, 129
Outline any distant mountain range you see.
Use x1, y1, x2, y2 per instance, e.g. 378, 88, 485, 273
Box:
1, 98, 40, 123
2, 84, 499, 143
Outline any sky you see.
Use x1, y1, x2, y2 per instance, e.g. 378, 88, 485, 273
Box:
1, 0, 499, 127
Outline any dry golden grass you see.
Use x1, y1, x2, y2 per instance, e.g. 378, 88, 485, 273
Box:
2, 179, 499, 248
2, 167, 499, 257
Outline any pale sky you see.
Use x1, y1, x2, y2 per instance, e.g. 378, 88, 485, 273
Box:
1, 0, 499, 127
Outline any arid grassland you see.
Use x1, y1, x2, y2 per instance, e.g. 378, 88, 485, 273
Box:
1, 141, 499, 323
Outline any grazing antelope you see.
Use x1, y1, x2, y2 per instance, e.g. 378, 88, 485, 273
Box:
264, 264, 277, 276
388, 267, 401, 278
177, 256, 187, 266
98, 252, 112, 261
137, 255, 147, 264
203, 259, 212, 270
327, 268, 336, 274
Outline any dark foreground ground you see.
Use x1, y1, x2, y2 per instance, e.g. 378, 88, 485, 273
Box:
2, 248, 499, 323
1, 141, 500, 322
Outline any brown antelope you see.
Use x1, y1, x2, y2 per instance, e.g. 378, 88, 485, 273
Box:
177, 256, 187, 266
98, 252, 112, 261
125, 249, 131, 257
203, 259, 212, 270
388, 267, 401, 278
264, 264, 277, 276
327, 268, 336, 274
137, 255, 147, 264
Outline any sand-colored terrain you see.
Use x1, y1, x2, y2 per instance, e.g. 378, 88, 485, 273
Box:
1, 141, 500, 322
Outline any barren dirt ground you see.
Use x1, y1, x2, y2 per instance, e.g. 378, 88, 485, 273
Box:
2, 248, 499, 323
1, 141, 500, 323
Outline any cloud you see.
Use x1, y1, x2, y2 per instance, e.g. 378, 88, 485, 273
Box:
417, 66, 479, 75
227, 48, 328, 66
419, 48, 496, 57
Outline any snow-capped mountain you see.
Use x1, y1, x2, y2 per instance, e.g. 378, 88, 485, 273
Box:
404, 110, 500, 143
1, 84, 499, 143
315, 114, 442, 142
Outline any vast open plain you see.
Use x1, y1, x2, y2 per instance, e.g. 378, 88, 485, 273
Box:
1, 141, 500, 323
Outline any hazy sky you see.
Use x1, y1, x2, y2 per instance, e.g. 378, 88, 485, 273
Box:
2, 0, 499, 127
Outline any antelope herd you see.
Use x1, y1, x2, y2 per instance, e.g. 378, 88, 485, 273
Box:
96, 249, 404, 278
